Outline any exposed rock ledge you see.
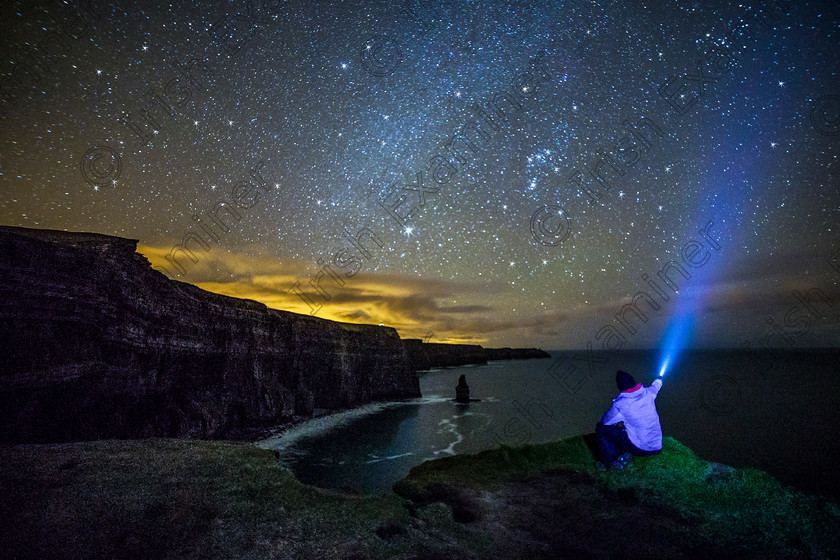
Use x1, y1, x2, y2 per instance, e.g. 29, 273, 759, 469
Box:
0, 226, 420, 443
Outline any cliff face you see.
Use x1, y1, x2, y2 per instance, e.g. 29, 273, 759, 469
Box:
0, 226, 420, 443
402, 340, 488, 370
403, 340, 550, 370
484, 347, 551, 361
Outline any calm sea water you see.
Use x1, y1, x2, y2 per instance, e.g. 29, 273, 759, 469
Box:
256, 349, 840, 499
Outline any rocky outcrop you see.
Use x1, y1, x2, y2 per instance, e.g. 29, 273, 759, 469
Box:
484, 347, 551, 361
455, 375, 470, 403
403, 340, 550, 370
0, 226, 420, 443
402, 340, 488, 370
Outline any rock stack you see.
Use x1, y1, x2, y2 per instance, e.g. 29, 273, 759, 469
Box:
455, 374, 470, 403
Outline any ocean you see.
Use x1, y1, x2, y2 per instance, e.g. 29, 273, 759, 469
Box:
256, 349, 840, 500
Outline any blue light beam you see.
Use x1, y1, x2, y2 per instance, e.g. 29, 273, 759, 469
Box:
657, 313, 695, 377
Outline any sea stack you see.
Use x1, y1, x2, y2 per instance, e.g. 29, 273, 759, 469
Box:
455, 374, 470, 403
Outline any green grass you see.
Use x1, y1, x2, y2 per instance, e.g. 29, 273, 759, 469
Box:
1, 439, 417, 560
2, 435, 838, 559
396, 435, 840, 559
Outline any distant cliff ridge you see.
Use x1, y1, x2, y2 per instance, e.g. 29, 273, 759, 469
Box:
483, 347, 551, 361
402, 340, 487, 370
0, 226, 420, 444
403, 340, 550, 370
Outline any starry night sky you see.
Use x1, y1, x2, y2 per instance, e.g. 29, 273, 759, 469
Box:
1, 0, 838, 350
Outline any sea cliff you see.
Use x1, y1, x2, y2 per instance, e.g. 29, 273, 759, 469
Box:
402, 340, 488, 370
0, 226, 420, 443
483, 347, 550, 361
403, 340, 550, 370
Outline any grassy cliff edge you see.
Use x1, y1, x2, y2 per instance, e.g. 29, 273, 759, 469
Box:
2, 436, 837, 559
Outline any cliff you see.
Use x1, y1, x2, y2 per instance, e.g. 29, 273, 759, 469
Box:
483, 347, 550, 360
0, 226, 420, 443
402, 339, 488, 370
403, 340, 550, 370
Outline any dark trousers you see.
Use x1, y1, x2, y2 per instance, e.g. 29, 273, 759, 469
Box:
595, 422, 661, 464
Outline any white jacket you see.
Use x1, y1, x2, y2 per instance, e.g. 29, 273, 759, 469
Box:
601, 378, 663, 451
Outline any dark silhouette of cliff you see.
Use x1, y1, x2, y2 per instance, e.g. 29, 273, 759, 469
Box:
403, 340, 550, 370
402, 340, 487, 370
483, 347, 550, 360
0, 226, 420, 443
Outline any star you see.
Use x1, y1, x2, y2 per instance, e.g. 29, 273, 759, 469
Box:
7, 0, 833, 358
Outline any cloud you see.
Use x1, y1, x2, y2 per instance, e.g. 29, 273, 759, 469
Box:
137, 242, 514, 343
135, 241, 840, 350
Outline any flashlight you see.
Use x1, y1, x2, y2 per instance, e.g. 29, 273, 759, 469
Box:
658, 356, 669, 378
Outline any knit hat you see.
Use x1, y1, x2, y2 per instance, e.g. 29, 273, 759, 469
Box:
616, 370, 636, 391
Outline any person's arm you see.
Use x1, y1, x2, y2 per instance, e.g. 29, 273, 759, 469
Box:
601, 402, 623, 425
649, 377, 663, 396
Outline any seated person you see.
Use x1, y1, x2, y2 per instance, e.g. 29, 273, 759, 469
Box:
595, 369, 663, 470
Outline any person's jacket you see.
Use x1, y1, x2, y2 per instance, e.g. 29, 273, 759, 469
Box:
601, 378, 663, 451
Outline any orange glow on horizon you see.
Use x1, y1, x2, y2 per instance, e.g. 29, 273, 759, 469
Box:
137, 242, 492, 345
